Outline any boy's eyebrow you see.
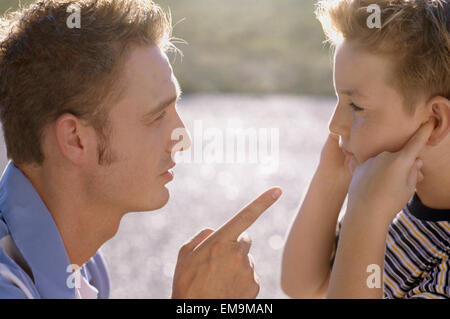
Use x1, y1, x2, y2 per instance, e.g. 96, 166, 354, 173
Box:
338, 89, 366, 98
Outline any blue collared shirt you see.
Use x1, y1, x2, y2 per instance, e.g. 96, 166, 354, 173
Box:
0, 162, 110, 298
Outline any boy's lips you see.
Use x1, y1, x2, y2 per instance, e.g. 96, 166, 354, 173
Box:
340, 144, 354, 157
343, 149, 354, 157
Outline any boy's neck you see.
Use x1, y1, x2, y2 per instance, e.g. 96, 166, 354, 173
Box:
416, 139, 450, 210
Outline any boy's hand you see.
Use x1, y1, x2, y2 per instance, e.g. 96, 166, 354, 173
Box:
318, 133, 353, 185
346, 119, 435, 222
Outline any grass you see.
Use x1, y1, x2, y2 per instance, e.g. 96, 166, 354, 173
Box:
0, 0, 335, 96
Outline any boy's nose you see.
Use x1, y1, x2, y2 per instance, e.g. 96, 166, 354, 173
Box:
328, 103, 350, 139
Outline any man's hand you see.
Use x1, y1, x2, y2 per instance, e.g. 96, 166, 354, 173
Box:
346, 118, 435, 223
171, 187, 282, 299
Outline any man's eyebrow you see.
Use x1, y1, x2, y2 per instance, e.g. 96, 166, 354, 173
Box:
142, 90, 182, 121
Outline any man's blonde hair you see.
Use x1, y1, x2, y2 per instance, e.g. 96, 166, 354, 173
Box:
315, 0, 449, 110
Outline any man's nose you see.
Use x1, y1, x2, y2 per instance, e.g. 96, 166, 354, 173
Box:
167, 111, 192, 154
328, 102, 350, 138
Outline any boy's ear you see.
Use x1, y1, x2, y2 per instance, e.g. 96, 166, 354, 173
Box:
427, 96, 450, 146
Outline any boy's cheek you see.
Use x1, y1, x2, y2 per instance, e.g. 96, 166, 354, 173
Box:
351, 137, 384, 164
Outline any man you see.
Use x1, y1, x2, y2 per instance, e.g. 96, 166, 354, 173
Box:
0, 0, 282, 298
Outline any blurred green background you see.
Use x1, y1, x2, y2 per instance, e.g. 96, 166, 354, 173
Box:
0, 0, 334, 96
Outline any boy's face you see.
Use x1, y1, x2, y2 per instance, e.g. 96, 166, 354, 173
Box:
329, 41, 427, 166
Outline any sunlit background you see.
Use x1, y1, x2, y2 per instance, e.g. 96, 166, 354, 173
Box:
0, 0, 342, 298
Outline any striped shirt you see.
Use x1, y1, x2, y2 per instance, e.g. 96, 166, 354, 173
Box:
332, 193, 450, 299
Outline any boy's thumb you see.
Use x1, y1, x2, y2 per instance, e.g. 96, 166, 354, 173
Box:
407, 158, 423, 190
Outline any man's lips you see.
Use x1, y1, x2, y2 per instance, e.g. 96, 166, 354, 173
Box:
160, 163, 176, 176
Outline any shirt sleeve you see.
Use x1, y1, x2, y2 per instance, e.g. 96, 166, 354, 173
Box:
0, 262, 36, 298
406, 257, 450, 299
329, 219, 343, 269
0, 273, 29, 299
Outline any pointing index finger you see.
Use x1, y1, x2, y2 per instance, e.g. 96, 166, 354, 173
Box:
213, 187, 282, 241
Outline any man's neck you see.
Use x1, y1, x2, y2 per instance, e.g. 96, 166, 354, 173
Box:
17, 163, 124, 267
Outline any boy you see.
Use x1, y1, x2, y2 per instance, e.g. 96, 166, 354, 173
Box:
282, 0, 449, 298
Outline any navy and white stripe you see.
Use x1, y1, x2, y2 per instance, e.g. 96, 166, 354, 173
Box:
332, 193, 450, 299
383, 194, 450, 299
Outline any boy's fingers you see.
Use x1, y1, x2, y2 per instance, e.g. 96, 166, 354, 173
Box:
407, 159, 423, 189
212, 187, 282, 241
401, 118, 435, 160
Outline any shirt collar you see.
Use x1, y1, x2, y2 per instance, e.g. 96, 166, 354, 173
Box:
0, 161, 76, 298
407, 193, 450, 222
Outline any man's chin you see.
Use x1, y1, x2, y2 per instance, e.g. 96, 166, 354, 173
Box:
145, 187, 171, 211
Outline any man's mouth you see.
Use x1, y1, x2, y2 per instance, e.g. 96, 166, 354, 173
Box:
159, 163, 176, 180
160, 169, 174, 180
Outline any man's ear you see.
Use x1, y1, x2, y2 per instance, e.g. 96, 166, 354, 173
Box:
426, 96, 450, 146
54, 113, 89, 166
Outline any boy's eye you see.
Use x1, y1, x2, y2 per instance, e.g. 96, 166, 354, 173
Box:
349, 102, 364, 112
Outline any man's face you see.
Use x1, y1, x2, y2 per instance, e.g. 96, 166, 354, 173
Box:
87, 45, 189, 213
329, 41, 427, 166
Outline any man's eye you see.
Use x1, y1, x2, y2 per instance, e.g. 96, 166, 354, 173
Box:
349, 102, 364, 112
154, 111, 167, 121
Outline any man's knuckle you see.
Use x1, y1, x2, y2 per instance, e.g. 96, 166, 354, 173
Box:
251, 281, 260, 298
209, 240, 225, 257
247, 255, 255, 269
230, 250, 245, 265
178, 243, 190, 256
247, 267, 256, 280
238, 238, 252, 250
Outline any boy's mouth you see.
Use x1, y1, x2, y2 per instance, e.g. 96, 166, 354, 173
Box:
339, 143, 354, 157
338, 137, 355, 157
342, 148, 354, 157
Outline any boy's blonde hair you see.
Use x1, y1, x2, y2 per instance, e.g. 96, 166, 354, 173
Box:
315, 0, 449, 110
